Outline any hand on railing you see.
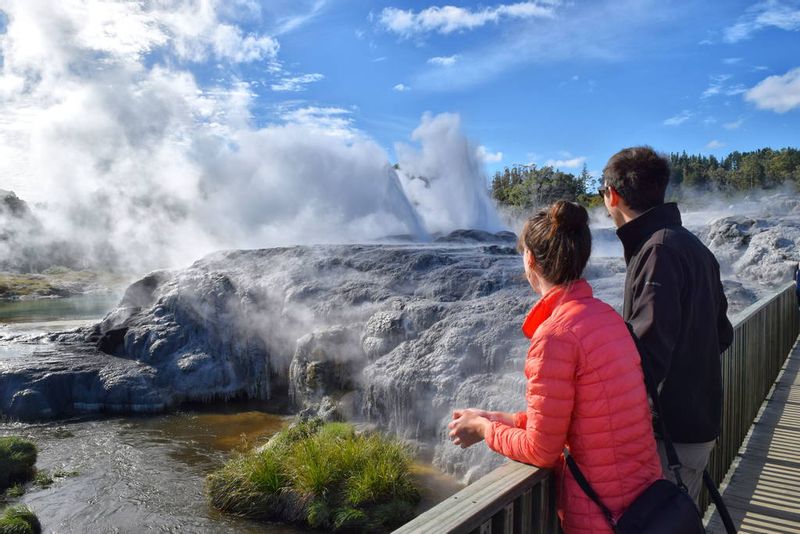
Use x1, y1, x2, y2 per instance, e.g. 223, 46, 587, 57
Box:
448, 408, 492, 448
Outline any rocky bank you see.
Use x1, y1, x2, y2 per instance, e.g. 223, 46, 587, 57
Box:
1, 195, 799, 480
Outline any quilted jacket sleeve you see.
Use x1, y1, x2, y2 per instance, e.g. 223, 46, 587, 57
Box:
484, 331, 578, 467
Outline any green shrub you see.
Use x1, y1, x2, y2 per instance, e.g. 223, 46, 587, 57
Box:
0, 506, 41, 534
207, 419, 420, 532
0, 438, 37, 492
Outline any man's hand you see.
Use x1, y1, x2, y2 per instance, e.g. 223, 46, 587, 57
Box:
448, 408, 492, 449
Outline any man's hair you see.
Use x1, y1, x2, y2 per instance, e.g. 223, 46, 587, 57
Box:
603, 146, 670, 211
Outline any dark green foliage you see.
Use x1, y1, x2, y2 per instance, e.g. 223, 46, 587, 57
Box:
0, 438, 37, 492
0, 506, 42, 534
669, 147, 800, 192
207, 419, 420, 532
491, 163, 589, 209
491, 147, 800, 211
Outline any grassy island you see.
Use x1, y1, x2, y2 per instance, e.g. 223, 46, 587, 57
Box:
207, 419, 420, 532
0, 506, 41, 534
0, 437, 37, 493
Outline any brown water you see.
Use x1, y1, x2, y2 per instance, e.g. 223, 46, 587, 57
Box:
0, 407, 464, 533
0, 298, 465, 533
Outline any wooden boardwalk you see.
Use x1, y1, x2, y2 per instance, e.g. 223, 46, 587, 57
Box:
707, 336, 800, 533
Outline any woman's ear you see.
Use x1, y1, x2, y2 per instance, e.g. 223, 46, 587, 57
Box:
524, 248, 536, 269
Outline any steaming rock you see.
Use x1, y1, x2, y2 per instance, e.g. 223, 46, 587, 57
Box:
1, 212, 797, 479
705, 204, 800, 293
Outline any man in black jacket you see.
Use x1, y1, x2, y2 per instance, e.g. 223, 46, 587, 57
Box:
601, 146, 734, 503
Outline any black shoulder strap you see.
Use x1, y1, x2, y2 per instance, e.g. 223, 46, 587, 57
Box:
625, 323, 687, 491
625, 327, 738, 532
564, 448, 618, 531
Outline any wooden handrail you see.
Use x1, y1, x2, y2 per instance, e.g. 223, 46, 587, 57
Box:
395, 282, 800, 534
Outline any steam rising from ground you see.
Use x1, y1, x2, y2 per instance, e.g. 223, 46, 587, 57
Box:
0, 1, 500, 272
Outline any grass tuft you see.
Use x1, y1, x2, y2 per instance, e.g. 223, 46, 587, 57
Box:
207, 419, 419, 532
32, 472, 52, 489
0, 505, 41, 534
0, 438, 37, 493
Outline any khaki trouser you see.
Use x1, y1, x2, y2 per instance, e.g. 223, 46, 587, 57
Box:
656, 439, 716, 506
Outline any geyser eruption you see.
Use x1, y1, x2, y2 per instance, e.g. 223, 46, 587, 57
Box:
0, 1, 503, 273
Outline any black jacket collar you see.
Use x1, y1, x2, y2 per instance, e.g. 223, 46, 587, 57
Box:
616, 202, 682, 263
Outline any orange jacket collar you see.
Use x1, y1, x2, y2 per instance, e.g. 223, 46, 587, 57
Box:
521, 279, 592, 339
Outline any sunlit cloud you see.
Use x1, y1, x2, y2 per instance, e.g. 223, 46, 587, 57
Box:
663, 110, 693, 126
723, 0, 800, 43
428, 55, 460, 67
270, 73, 324, 92
378, 2, 558, 38
745, 66, 800, 112
544, 156, 586, 169
477, 145, 503, 163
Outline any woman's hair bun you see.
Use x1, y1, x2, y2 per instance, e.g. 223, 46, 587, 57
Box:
548, 200, 589, 233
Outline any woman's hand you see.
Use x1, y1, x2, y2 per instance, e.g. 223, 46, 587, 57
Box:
448, 409, 492, 449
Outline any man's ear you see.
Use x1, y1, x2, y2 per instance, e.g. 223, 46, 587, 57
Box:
608, 186, 621, 208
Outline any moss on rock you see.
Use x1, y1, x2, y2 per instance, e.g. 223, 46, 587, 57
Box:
207, 419, 419, 532
0, 438, 37, 493
0, 506, 41, 534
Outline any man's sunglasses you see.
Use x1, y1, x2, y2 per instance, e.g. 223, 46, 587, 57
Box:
598, 185, 609, 196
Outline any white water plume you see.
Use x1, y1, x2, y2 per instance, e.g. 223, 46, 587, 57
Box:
0, 1, 502, 273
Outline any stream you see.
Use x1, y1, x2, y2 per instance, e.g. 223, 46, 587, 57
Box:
0, 296, 463, 533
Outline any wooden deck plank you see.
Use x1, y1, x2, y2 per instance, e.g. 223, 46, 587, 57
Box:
707, 336, 800, 533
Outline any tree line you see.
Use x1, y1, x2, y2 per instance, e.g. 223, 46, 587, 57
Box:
490, 147, 800, 209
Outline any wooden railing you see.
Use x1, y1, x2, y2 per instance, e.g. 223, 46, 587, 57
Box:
703, 280, 800, 510
395, 281, 800, 534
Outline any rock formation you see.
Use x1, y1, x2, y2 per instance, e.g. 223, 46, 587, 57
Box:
2, 195, 799, 479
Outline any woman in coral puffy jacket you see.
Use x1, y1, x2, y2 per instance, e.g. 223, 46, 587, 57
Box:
448, 200, 662, 534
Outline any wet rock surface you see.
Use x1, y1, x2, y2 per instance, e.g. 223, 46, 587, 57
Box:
1, 209, 798, 478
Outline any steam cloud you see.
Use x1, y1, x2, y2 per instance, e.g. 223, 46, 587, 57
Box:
0, 1, 502, 273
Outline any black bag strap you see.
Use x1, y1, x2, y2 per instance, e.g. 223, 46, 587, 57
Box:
626, 325, 737, 534
625, 323, 687, 491
704, 470, 737, 534
564, 448, 618, 532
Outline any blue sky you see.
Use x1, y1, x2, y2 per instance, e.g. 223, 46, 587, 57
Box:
0, 0, 797, 258
214, 0, 800, 179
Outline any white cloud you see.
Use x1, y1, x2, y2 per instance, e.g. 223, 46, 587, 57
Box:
270, 73, 324, 92
723, 118, 744, 129
393, 83, 411, 92
726, 84, 747, 96
706, 140, 725, 149
273, 0, 328, 35
723, 1, 800, 42
663, 110, 692, 126
701, 74, 732, 99
745, 67, 800, 112
427, 55, 460, 67
476, 145, 503, 163
278, 105, 358, 139
378, 2, 558, 37
723, 57, 743, 65
545, 156, 586, 169
411, 1, 674, 92
0, 1, 504, 271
